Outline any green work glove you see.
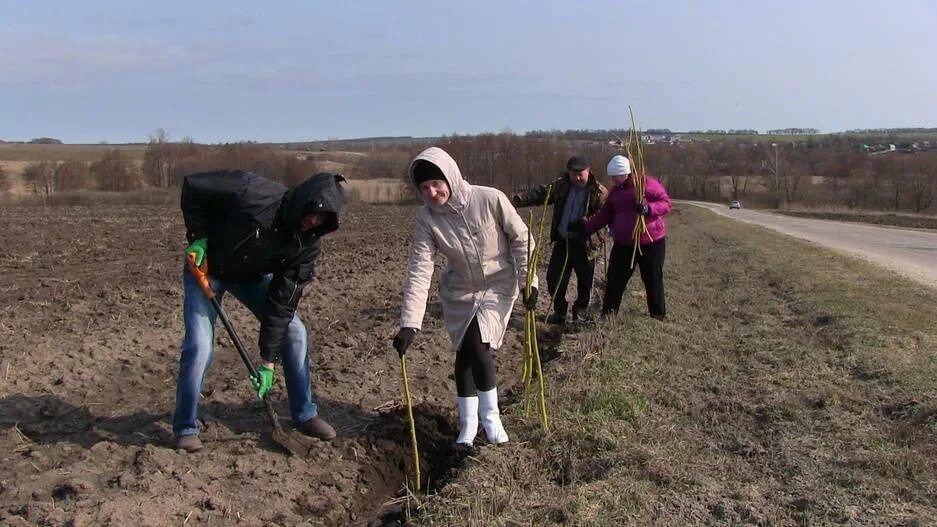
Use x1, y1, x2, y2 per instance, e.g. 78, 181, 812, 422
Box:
251, 365, 274, 399
185, 238, 208, 266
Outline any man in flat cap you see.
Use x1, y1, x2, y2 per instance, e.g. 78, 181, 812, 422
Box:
512, 156, 608, 323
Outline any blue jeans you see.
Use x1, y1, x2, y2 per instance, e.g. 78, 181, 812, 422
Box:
173, 266, 318, 437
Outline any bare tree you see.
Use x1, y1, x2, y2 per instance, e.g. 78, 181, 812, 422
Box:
143, 128, 175, 188
760, 143, 784, 208
650, 143, 700, 199
54, 160, 93, 191
22, 161, 57, 200
167, 137, 201, 186
897, 153, 937, 213
736, 145, 764, 198
92, 150, 140, 191
822, 151, 864, 201
845, 163, 879, 209
681, 142, 711, 200
646, 144, 683, 194
0, 165, 9, 196
867, 156, 896, 210
781, 148, 809, 205
706, 143, 753, 200
878, 156, 905, 211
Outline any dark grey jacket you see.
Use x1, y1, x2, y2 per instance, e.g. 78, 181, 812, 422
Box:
512, 172, 608, 256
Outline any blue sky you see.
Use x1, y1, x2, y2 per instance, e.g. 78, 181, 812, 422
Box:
2, 0, 934, 143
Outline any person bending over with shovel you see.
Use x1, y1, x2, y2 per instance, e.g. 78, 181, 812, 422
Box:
174, 169, 345, 452
393, 147, 537, 447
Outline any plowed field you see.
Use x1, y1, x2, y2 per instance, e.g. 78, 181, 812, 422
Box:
0, 203, 536, 526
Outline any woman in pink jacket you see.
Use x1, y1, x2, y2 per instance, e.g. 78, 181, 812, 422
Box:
576, 155, 671, 319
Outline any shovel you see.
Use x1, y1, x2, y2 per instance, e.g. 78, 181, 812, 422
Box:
187, 253, 317, 456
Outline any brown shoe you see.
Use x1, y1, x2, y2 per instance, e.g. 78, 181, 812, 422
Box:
176, 434, 202, 452
297, 416, 336, 440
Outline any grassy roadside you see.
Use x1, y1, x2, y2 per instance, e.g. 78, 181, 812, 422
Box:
778, 211, 937, 231
413, 205, 937, 526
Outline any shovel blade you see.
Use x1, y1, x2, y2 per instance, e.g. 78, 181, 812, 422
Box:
263, 399, 318, 456
271, 425, 318, 457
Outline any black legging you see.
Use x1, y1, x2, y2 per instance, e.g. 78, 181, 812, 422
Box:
603, 238, 666, 317
454, 316, 497, 397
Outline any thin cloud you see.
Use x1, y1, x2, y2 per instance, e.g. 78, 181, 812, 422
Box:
0, 32, 212, 84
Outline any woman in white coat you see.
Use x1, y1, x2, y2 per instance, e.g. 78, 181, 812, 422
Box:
393, 146, 538, 446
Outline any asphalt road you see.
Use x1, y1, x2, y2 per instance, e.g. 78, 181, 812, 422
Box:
685, 201, 937, 290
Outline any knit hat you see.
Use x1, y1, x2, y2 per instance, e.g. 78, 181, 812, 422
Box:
412, 160, 447, 186
566, 155, 589, 172
606, 155, 632, 176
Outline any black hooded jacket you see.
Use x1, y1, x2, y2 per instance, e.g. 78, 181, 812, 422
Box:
181, 169, 345, 362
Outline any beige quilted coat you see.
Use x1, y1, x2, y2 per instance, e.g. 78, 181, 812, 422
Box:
399, 147, 537, 350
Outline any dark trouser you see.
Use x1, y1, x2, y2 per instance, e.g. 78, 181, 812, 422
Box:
545, 238, 595, 316
603, 238, 666, 318
454, 317, 496, 397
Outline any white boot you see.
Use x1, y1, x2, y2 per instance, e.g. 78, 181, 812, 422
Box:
477, 387, 509, 444
456, 396, 479, 445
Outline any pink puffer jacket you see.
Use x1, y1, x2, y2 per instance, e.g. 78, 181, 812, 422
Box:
584, 174, 671, 245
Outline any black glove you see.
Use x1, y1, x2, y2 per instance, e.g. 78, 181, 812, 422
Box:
521, 287, 538, 310
635, 202, 650, 215
393, 327, 418, 358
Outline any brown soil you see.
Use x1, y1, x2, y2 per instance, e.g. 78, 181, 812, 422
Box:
0, 203, 529, 526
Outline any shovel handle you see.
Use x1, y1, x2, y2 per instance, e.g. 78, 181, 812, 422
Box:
186, 252, 214, 300
183, 250, 294, 453
185, 252, 258, 379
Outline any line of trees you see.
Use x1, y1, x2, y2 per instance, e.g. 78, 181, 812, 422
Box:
422, 135, 936, 213
140, 129, 329, 189
435, 136, 937, 213
13, 130, 329, 201
8, 128, 937, 214
20, 150, 140, 200
645, 142, 937, 212
766, 128, 820, 135
845, 128, 937, 134
154, 132, 937, 213
435, 133, 618, 191
686, 129, 761, 135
